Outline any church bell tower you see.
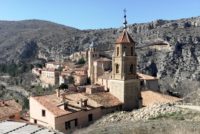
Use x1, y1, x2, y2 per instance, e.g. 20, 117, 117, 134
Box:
88, 42, 99, 84
109, 9, 141, 111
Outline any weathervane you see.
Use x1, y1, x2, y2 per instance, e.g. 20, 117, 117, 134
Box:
123, 8, 127, 29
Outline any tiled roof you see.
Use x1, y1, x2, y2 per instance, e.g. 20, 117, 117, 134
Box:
84, 92, 122, 108
98, 72, 112, 79
32, 94, 70, 117
32, 92, 101, 117
142, 90, 181, 107
32, 91, 122, 117
0, 99, 22, 119
137, 73, 158, 80
115, 29, 135, 44
94, 58, 111, 62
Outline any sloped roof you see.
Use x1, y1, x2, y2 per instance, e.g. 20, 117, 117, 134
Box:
31, 92, 101, 117
84, 92, 122, 108
0, 99, 22, 120
31, 91, 122, 117
0, 121, 63, 134
142, 90, 181, 107
115, 29, 135, 44
137, 73, 158, 80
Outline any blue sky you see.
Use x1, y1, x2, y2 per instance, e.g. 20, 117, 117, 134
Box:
0, 0, 200, 29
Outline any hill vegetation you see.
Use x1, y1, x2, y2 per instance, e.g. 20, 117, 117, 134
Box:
1, 17, 200, 97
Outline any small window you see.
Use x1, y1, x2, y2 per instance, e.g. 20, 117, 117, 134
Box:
117, 47, 119, 56
65, 121, 71, 129
116, 64, 119, 73
88, 114, 93, 122
130, 64, 134, 74
42, 109, 46, 117
131, 47, 133, 56
140, 81, 144, 86
34, 119, 37, 124
64, 103, 68, 110
75, 119, 78, 126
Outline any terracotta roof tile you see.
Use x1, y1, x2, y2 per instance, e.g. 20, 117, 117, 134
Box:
94, 58, 111, 62
32, 94, 70, 117
32, 92, 101, 117
0, 99, 22, 119
84, 92, 122, 108
32, 91, 122, 117
137, 73, 157, 80
142, 90, 181, 107
116, 29, 135, 44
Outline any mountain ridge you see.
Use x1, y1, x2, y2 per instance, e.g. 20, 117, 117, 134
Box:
0, 16, 200, 96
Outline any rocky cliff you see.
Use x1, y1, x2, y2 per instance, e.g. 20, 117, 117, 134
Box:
0, 17, 200, 96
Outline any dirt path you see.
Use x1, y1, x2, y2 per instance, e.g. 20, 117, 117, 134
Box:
175, 105, 200, 112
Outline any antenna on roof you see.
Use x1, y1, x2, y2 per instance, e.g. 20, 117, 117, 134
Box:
123, 8, 128, 29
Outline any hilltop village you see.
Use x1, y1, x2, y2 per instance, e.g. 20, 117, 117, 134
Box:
28, 15, 176, 133
0, 14, 181, 134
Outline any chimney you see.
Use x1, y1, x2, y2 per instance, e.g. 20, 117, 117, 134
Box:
64, 101, 68, 110
56, 89, 60, 97
61, 94, 65, 102
82, 99, 88, 107
78, 98, 88, 109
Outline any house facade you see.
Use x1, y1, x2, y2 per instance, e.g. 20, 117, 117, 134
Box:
29, 90, 121, 133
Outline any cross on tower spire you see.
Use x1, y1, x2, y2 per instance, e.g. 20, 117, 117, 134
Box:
123, 9, 127, 29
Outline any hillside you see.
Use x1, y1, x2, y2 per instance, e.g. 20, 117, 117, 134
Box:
74, 103, 200, 134
0, 17, 200, 97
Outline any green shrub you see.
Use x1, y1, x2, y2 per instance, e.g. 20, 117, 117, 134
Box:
77, 57, 85, 64
59, 83, 68, 89
0, 63, 32, 77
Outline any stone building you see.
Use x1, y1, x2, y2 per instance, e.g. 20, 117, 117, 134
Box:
137, 73, 159, 91
32, 68, 42, 76
29, 90, 121, 133
46, 62, 61, 70
86, 12, 142, 111
93, 58, 111, 84
109, 13, 141, 111
73, 74, 88, 86
29, 11, 163, 133
88, 42, 99, 84
40, 68, 59, 87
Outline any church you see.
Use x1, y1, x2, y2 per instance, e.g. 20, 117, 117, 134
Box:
29, 11, 161, 133
88, 11, 142, 110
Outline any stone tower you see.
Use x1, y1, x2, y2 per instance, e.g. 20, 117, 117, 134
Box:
109, 10, 141, 111
88, 42, 99, 84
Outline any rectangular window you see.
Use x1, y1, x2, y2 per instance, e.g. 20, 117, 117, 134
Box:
131, 47, 133, 56
75, 119, 78, 126
34, 119, 37, 124
117, 47, 119, 56
42, 110, 46, 117
65, 119, 78, 130
65, 121, 71, 129
88, 114, 93, 122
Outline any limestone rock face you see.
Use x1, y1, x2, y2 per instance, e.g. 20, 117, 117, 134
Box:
0, 17, 200, 96
19, 40, 38, 60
